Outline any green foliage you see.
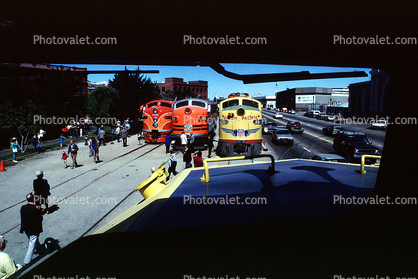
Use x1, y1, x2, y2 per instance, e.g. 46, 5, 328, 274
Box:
109, 67, 160, 120
85, 86, 120, 120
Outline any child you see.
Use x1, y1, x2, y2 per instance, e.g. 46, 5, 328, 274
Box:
10, 137, 19, 163
62, 151, 69, 168
59, 134, 65, 147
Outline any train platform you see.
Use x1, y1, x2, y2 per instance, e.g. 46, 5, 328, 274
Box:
0, 135, 191, 276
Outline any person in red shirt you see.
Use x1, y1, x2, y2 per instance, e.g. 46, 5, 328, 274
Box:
193, 150, 204, 167
62, 151, 69, 168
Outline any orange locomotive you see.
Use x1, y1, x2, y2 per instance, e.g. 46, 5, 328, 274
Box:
142, 100, 174, 143
171, 98, 217, 148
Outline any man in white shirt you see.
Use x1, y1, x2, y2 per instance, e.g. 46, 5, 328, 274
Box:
180, 132, 187, 154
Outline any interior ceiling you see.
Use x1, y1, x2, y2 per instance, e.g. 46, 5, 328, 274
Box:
0, 0, 416, 74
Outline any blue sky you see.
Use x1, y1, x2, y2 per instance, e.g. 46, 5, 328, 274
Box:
67, 63, 371, 99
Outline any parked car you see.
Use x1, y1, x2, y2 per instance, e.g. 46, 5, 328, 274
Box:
333, 132, 380, 163
286, 121, 304, 134
371, 119, 387, 130
289, 109, 296, 114
271, 127, 294, 145
322, 124, 345, 136
310, 154, 348, 163
274, 112, 284, 119
262, 122, 278, 134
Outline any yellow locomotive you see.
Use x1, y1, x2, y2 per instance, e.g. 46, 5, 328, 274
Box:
217, 93, 263, 156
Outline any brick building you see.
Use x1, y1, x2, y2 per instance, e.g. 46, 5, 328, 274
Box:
157, 77, 208, 99
0, 63, 88, 95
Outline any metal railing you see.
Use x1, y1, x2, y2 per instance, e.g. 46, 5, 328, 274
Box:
200, 154, 275, 182
356, 155, 381, 174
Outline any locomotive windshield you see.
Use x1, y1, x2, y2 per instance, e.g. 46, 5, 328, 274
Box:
222, 99, 239, 108
191, 101, 206, 108
160, 102, 173, 108
242, 99, 259, 108
147, 102, 158, 108
175, 100, 189, 108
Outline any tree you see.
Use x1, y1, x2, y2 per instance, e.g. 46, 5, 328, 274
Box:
85, 86, 120, 120
108, 67, 159, 120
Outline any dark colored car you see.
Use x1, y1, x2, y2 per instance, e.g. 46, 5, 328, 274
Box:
310, 154, 348, 163
322, 125, 345, 136
286, 121, 304, 134
333, 132, 380, 163
271, 127, 294, 145
262, 122, 278, 134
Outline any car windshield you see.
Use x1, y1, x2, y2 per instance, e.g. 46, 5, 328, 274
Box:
348, 136, 370, 144
277, 130, 290, 134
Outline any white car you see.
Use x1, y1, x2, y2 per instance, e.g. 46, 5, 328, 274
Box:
274, 112, 283, 119
371, 120, 387, 130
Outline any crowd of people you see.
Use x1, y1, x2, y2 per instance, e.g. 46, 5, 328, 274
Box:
3, 123, 215, 275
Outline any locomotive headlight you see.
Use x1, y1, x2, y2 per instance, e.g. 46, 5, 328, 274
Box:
253, 120, 262, 125
237, 107, 245, 116
171, 116, 177, 121
200, 116, 207, 121
220, 119, 229, 125
153, 108, 159, 114
153, 123, 158, 128
185, 108, 191, 114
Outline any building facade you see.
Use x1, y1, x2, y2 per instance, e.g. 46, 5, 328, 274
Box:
348, 69, 390, 117
1, 63, 89, 95
157, 77, 208, 99
275, 87, 349, 113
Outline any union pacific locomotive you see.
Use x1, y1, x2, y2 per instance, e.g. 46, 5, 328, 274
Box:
171, 98, 217, 148
217, 93, 263, 156
142, 100, 174, 143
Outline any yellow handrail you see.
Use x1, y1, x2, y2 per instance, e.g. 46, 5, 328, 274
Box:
200, 154, 275, 182
356, 155, 381, 174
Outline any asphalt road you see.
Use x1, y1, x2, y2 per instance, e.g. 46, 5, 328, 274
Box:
262, 111, 387, 161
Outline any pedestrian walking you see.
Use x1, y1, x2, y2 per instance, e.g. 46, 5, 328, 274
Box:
61, 151, 69, 168
67, 140, 79, 169
167, 149, 178, 181
59, 134, 65, 147
207, 133, 214, 158
33, 170, 51, 214
189, 132, 195, 152
120, 127, 128, 147
39, 128, 46, 143
89, 137, 99, 164
98, 126, 106, 146
183, 145, 192, 168
180, 132, 187, 154
10, 137, 19, 163
20, 193, 44, 266
165, 134, 171, 153
0, 235, 23, 277
115, 124, 121, 143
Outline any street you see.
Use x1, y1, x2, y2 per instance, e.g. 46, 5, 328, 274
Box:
262, 111, 386, 160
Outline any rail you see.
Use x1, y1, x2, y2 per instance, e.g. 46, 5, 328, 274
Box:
356, 155, 382, 174
200, 154, 275, 182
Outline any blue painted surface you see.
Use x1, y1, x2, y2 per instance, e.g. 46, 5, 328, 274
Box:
128, 160, 378, 231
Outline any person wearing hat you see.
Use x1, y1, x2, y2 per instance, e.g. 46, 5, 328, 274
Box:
33, 171, 51, 214
0, 235, 23, 278
20, 193, 44, 266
